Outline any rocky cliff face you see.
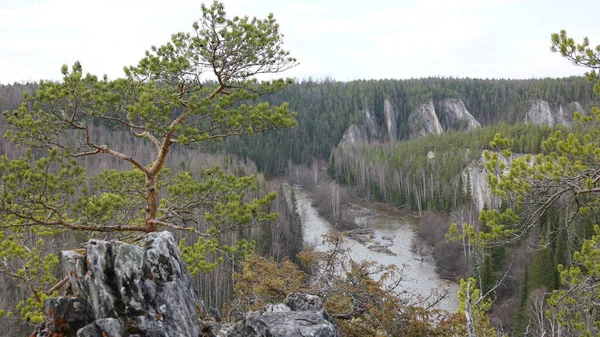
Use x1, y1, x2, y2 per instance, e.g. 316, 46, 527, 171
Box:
341, 100, 400, 145
463, 152, 520, 211
364, 108, 379, 139
463, 159, 496, 212
340, 124, 364, 144
340, 108, 380, 144
525, 99, 583, 127
34, 232, 204, 337
383, 99, 398, 141
408, 98, 480, 139
408, 100, 443, 139
340, 97, 481, 144
33, 232, 340, 337
340, 96, 582, 146
437, 98, 481, 131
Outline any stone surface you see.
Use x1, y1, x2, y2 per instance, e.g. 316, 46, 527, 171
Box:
77, 318, 123, 337
226, 293, 340, 337
437, 98, 481, 131
409, 98, 480, 139
408, 100, 443, 139
525, 99, 583, 127
45, 297, 94, 334
32, 233, 342, 337
340, 108, 380, 145
463, 151, 522, 211
383, 99, 399, 141
340, 123, 365, 144
34, 231, 205, 337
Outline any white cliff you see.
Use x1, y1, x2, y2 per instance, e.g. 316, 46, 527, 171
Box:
340, 124, 364, 144
364, 108, 379, 139
463, 160, 495, 212
463, 152, 525, 211
408, 100, 443, 139
525, 99, 584, 127
340, 108, 380, 145
384, 99, 398, 141
438, 98, 481, 131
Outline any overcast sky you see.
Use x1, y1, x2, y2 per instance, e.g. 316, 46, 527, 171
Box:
2, 0, 600, 83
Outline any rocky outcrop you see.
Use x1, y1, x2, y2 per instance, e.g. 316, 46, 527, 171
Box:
463, 160, 494, 212
340, 124, 365, 145
463, 152, 522, 211
408, 100, 443, 139
225, 293, 340, 337
33, 233, 341, 337
33, 231, 205, 337
338, 97, 583, 147
364, 108, 378, 139
383, 99, 398, 141
408, 99, 480, 139
341, 98, 481, 144
340, 100, 400, 145
525, 99, 583, 127
340, 108, 380, 144
437, 98, 481, 131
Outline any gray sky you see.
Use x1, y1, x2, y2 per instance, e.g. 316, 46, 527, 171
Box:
1, 0, 600, 83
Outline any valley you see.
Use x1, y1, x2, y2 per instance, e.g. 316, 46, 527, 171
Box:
1, 35, 600, 336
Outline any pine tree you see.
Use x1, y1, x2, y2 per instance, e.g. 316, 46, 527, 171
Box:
0, 0, 297, 322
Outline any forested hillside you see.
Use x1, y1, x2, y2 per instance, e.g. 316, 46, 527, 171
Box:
2, 71, 599, 337
329, 123, 567, 213
3, 77, 597, 175
219, 77, 597, 173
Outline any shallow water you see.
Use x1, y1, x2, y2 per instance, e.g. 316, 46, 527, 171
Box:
293, 186, 459, 312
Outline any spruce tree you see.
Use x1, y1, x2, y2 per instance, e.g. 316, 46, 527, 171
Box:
513, 265, 530, 336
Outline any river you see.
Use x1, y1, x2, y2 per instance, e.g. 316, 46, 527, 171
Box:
293, 186, 459, 312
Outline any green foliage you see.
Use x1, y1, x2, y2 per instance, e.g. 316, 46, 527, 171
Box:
530, 239, 557, 291
475, 114, 600, 245
220, 76, 597, 174
547, 226, 600, 336
0, 0, 296, 323
464, 31, 600, 336
513, 265, 530, 336
477, 254, 496, 297
457, 277, 497, 337
330, 122, 563, 213
551, 30, 600, 95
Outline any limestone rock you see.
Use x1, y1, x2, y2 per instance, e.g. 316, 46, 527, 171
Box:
408, 100, 443, 139
525, 99, 583, 127
437, 98, 481, 131
226, 293, 340, 337
34, 231, 204, 337
340, 124, 365, 144
44, 297, 94, 334
340, 108, 380, 145
77, 318, 123, 337
383, 99, 398, 141
32, 232, 342, 337
408, 98, 480, 139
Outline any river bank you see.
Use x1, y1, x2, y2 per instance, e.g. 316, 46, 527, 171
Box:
292, 185, 459, 312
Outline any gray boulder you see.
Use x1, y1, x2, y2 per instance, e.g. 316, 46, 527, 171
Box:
33, 231, 205, 337
77, 318, 123, 337
32, 232, 342, 337
226, 293, 340, 337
